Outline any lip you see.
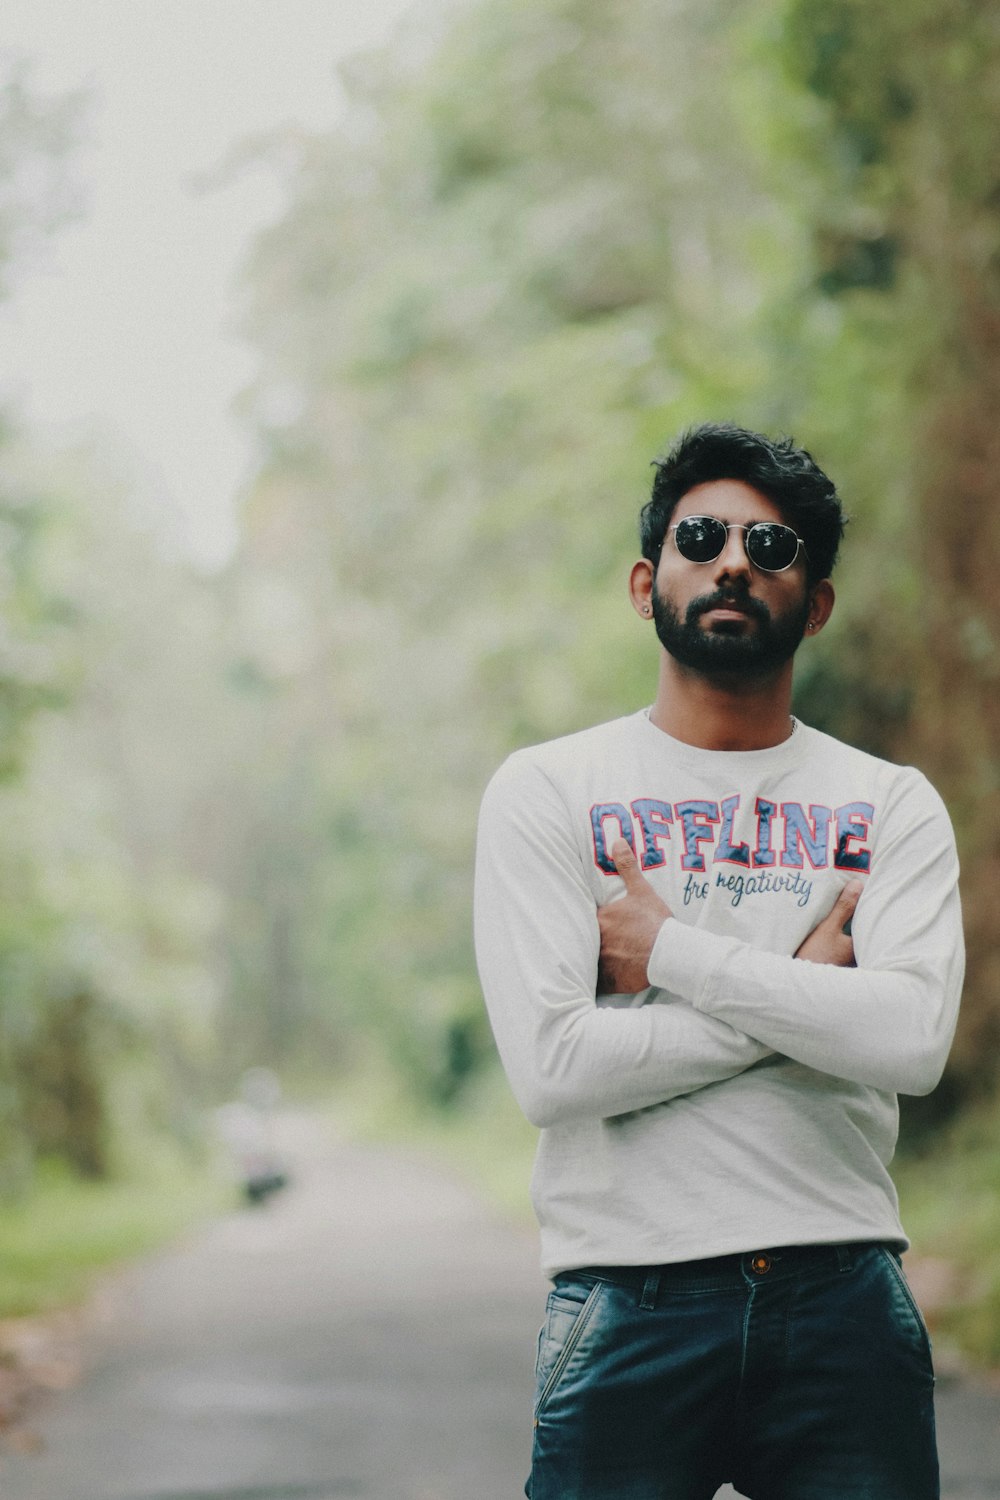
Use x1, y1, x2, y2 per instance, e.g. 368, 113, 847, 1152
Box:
703, 604, 755, 621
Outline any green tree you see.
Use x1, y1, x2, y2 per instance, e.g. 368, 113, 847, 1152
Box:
776, 0, 1000, 1101
0, 64, 233, 1188
231, 0, 809, 1101
224, 0, 1000, 1119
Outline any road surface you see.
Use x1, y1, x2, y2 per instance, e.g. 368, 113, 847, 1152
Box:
0, 1115, 997, 1500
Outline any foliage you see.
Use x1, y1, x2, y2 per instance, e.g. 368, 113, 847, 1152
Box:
894, 1100, 1000, 1368
0, 435, 233, 1192
2, 3, 1000, 1361
225, 0, 1000, 1121
0, 1154, 231, 1318
777, 0, 1000, 1092
231, 0, 783, 1102
0, 64, 232, 1193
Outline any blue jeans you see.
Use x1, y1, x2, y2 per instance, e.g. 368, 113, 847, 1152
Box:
529, 1242, 937, 1500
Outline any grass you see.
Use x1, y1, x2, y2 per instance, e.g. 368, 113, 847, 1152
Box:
0, 1155, 234, 1319
894, 1101, 1000, 1369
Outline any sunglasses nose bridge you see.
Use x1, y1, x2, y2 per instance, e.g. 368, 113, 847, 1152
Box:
714, 522, 753, 574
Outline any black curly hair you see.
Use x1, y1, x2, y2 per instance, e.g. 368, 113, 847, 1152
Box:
641, 423, 847, 583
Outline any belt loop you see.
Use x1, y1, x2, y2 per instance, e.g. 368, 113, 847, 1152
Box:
836, 1244, 853, 1273
639, 1270, 660, 1310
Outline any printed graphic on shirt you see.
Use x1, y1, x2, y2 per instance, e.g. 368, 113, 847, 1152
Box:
590, 795, 874, 910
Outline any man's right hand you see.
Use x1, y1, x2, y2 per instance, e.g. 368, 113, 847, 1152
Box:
795, 880, 864, 967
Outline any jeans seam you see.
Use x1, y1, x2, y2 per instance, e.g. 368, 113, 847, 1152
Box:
535, 1279, 605, 1417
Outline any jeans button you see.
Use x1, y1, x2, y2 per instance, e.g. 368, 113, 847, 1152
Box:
750, 1253, 772, 1275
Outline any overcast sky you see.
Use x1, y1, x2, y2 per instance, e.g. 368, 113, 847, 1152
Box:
1, 1, 418, 565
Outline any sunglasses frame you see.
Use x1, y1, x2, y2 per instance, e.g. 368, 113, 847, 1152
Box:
666, 515, 808, 574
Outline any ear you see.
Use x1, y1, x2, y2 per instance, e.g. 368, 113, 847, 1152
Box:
629, 558, 655, 620
805, 579, 835, 636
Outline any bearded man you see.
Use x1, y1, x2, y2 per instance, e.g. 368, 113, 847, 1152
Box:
474, 422, 964, 1500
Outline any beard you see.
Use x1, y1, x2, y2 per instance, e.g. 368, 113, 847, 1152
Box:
650, 582, 810, 679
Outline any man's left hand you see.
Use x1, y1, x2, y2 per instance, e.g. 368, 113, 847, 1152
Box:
597, 839, 673, 994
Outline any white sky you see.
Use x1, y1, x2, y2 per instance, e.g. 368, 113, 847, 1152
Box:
1, 1, 419, 565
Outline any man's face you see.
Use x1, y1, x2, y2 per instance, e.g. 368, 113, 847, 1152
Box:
650, 479, 811, 678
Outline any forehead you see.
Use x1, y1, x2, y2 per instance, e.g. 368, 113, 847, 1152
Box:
673, 479, 788, 527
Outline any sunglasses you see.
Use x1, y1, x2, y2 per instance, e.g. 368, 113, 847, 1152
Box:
667, 515, 808, 573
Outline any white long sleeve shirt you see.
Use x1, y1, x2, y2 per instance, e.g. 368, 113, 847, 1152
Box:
474, 710, 964, 1278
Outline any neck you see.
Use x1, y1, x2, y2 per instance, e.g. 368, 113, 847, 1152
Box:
648, 653, 796, 751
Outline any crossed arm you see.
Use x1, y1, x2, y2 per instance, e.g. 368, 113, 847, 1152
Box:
474, 756, 964, 1129
597, 836, 860, 994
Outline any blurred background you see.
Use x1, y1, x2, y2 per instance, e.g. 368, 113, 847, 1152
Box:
0, 0, 998, 1370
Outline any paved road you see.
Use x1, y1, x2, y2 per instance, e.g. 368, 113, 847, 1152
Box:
0, 1117, 997, 1500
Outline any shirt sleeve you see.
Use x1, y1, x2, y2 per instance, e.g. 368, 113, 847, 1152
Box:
474, 752, 772, 1128
648, 768, 964, 1095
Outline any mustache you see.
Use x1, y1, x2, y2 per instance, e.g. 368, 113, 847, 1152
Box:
686, 587, 770, 626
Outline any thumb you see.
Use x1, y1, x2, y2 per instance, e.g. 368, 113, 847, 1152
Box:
835, 878, 864, 932
610, 838, 643, 889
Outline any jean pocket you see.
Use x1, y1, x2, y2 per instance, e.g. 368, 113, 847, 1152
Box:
877, 1247, 934, 1367
534, 1276, 606, 1416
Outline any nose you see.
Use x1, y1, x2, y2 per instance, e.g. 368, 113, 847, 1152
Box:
713, 524, 753, 583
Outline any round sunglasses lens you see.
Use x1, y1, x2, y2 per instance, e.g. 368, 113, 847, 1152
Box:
746, 524, 798, 571
674, 516, 726, 562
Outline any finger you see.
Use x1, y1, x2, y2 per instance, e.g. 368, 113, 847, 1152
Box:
835, 879, 864, 915
835, 878, 864, 935
609, 837, 643, 888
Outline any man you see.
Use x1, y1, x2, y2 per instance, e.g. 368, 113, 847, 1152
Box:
473, 423, 964, 1500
